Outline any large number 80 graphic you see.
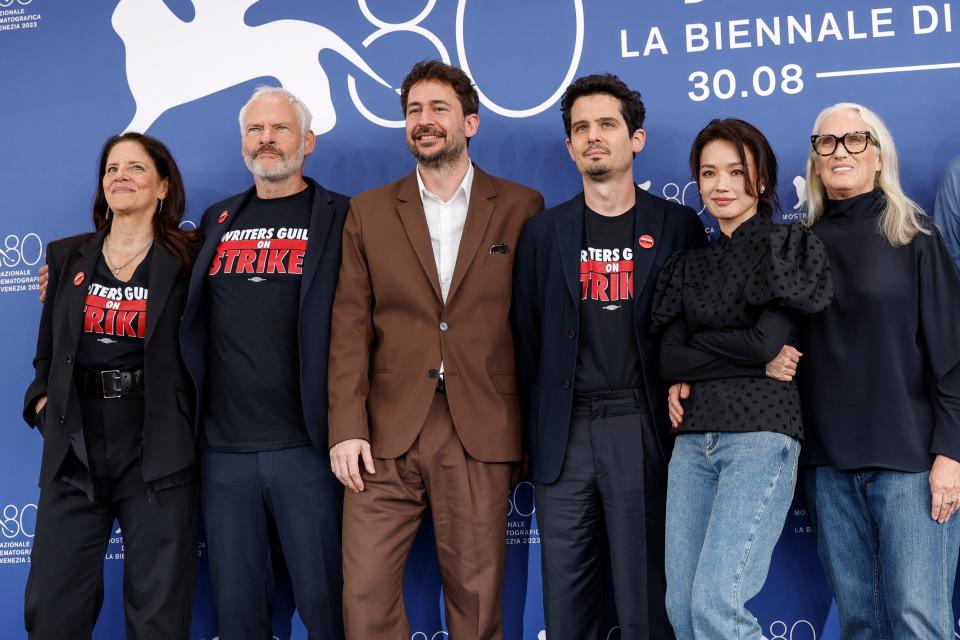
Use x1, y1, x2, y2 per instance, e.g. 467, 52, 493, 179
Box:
347, 0, 584, 127
0, 0, 32, 6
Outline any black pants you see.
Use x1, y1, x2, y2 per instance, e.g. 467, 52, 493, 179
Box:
25, 393, 199, 640
536, 391, 673, 640
201, 446, 344, 640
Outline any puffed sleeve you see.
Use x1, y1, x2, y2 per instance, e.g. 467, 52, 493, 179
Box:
744, 223, 833, 314
917, 225, 960, 461
650, 251, 686, 333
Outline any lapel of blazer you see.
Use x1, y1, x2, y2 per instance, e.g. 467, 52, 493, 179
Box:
396, 171, 442, 302
185, 189, 254, 318
632, 186, 665, 302
299, 178, 335, 308
66, 228, 108, 349
446, 163, 494, 304
554, 192, 586, 307
144, 241, 180, 348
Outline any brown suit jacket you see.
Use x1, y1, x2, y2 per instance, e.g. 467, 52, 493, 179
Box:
328, 164, 544, 462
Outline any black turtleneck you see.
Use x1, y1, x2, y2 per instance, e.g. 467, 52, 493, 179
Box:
651, 210, 833, 439
799, 188, 960, 471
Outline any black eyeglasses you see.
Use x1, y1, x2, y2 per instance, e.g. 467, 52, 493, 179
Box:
810, 131, 879, 156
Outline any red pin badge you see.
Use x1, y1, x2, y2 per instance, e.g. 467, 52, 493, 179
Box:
73, 272, 85, 286
638, 234, 656, 249
218, 210, 229, 224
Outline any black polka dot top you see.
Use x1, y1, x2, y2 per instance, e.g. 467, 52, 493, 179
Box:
650, 209, 833, 439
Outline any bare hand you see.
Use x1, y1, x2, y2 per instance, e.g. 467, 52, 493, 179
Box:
765, 345, 801, 382
329, 438, 375, 493
38, 264, 49, 303
668, 382, 691, 429
34, 395, 47, 417
929, 454, 960, 524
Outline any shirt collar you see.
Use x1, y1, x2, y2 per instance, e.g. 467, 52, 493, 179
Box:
416, 160, 474, 206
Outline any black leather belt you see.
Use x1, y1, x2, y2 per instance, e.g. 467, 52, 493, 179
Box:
436, 372, 446, 393
78, 369, 145, 399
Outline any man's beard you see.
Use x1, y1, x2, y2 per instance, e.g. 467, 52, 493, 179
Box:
408, 126, 466, 170
245, 141, 305, 181
584, 161, 614, 181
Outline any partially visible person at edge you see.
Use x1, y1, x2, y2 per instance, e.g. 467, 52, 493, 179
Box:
799, 102, 960, 638
23, 132, 200, 639
652, 118, 832, 640
933, 155, 960, 268
179, 86, 349, 639
511, 73, 707, 640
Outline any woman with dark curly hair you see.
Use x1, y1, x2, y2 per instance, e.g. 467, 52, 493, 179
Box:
23, 132, 200, 639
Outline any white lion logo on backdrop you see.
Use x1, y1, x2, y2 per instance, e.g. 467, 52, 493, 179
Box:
112, 0, 392, 133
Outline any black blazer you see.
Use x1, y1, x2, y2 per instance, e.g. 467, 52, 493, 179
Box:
511, 187, 708, 484
23, 228, 197, 488
179, 178, 349, 450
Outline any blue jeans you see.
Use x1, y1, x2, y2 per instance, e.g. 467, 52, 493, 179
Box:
804, 466, 960, 639
665, 431, 799, 640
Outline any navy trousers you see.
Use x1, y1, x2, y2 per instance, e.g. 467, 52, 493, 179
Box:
535, 391, 673, 640
201, 446, 344, 640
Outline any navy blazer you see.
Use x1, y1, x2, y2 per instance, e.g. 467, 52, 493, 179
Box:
512, 187, 708, 484
24, 228, 196, 488
180, 178, 349, 450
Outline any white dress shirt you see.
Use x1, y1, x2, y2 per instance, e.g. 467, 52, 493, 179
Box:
416, 161, 474, 374
416, 161, 474, 303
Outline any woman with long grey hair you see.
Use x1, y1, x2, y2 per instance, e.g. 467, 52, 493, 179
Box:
799, 102, 960, 638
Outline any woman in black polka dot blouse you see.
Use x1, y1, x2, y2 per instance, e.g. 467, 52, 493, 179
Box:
650, 118, 833, 640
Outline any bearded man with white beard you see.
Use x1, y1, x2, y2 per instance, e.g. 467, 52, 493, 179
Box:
179, 85, 350, 640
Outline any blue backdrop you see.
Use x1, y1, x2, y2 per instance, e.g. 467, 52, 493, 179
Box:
2, 1, 959, 638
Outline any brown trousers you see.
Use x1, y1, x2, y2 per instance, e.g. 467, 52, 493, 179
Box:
342, 392, 512, 640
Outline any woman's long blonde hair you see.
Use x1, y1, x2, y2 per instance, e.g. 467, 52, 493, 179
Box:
803, 102, 929, 246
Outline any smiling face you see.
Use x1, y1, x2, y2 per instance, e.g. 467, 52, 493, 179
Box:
241, 94, 315, 181
102, 140, 168, 219
565, 93, 644, 183
813, 108, 882, 200
404, 80, 478, 169
698, 139, 759, 234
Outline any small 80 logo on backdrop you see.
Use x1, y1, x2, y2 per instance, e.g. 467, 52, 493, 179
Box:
0, 503, 36, 566
0, 0, 41, 33
0, 232, 43, 295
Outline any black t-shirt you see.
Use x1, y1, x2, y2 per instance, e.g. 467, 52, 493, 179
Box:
76, 249, 151, 372
201, 185, 313, 452
575, 205, 645, 394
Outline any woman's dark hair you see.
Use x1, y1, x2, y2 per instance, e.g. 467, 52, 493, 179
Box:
92, 132, 198, 271
689, 118, 780, 214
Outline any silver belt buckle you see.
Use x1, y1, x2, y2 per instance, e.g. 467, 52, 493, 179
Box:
100, 370, 122, 399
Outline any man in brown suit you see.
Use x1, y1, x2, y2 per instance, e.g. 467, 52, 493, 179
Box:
328, 60, 543, 639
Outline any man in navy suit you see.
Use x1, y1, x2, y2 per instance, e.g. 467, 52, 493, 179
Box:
180, 86, 347, 639
512, 74, 707, 639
